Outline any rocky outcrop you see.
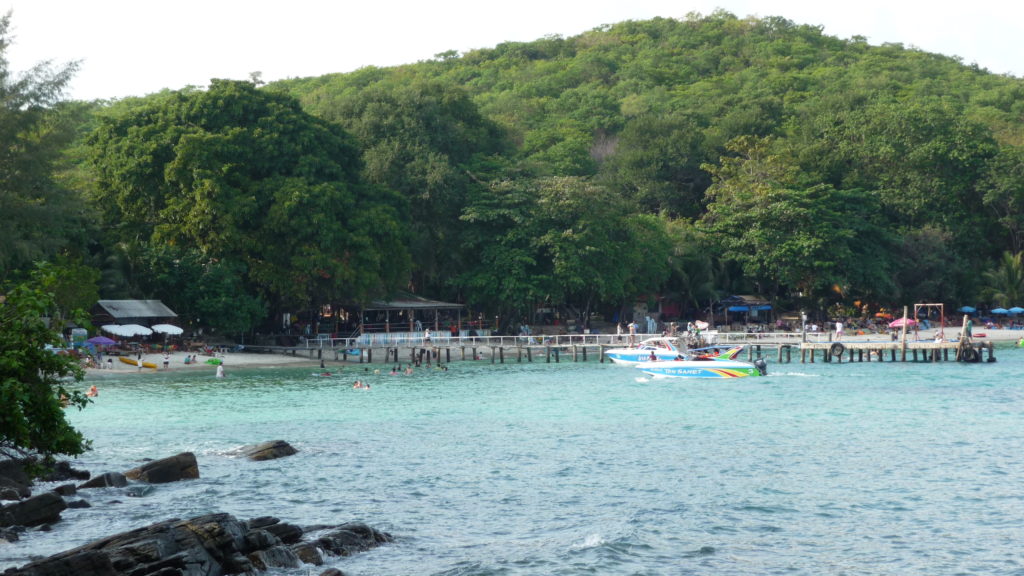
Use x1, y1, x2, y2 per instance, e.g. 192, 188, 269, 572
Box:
38, 461, 90, 483
78, 472, 128, 490
0, 460, 32, 501
0, 492, 67, 528
236, 440, 298, 461
5, 513, 392, 576
123, 452, 199, 484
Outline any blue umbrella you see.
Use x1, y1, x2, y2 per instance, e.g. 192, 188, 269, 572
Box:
957, 306, 977, 314
991, 308, 1009, 314
1010, 307, 1024, 315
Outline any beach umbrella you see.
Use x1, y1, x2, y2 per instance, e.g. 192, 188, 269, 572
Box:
1009, 307, 1024, 315
101, 324, 132, 337
888, 317, 918, 328
151, 324, 184, 335
86, 335, 117, 346
991, 308, 1009, 314
957, 306, 977, 314
119, 324, 153, 336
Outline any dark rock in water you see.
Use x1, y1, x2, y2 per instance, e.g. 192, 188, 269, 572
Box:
319, 569, 345, 576
5, 512, 392, 576
66, 499, 91, 509
0, 460, 31, 487
292, 541, 324, 565
79, 472, 128, 490
52, 484, 77, 497
237, 440, 298, 461
0, 492, 67, 528
0, 486, 27, 501
39, 461, 90, 482
309, 522, 394, 557
0, 526, 20, 543
0, 460, 32, 501
123, 452, 199, 484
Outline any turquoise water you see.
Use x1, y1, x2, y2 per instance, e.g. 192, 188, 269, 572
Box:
4, 350, 1024, 575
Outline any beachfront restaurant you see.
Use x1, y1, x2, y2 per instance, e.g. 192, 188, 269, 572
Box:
91, 299, 178, 331
352, 292, 482, 346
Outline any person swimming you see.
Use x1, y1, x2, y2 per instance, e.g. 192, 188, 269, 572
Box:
86, 385, 99, 397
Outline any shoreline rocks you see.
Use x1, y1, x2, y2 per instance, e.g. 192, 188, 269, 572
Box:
2, 445, 392, 575
4, 513, 392, 576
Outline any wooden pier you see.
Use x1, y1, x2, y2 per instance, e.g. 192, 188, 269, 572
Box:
239, 333, 995, 367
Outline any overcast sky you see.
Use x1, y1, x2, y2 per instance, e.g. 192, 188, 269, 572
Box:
4, 0, 1023, 101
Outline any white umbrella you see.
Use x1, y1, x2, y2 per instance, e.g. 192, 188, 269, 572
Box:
101, 324, 125, 336
121, 324, 153, 336
151, 324, 184, 335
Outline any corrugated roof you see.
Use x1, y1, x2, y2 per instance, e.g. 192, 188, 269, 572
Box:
364, 292, 463, 311
96, 300, 177, 319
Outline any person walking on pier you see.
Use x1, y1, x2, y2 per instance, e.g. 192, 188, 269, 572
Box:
835, 320, 844, 341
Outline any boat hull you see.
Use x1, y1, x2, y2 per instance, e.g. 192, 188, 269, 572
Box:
636, 359, 763, 378
605, 349, 681, 365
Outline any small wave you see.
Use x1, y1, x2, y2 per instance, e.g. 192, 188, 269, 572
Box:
570, 533, 606, 550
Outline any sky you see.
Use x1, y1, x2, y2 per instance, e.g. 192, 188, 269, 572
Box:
4, 0, 1023, 101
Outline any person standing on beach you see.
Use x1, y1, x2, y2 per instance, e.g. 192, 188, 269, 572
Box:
835, 320, 844, 341
628, 321, 637, 346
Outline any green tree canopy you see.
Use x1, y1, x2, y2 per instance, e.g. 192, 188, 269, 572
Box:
0, 277, 90, 462
87, 80, 410, 313
0, 12, 89, 282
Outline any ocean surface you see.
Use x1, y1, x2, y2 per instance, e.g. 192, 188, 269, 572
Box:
4, 347, 1024, 575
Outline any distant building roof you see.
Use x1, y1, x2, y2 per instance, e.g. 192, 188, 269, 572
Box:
95, 300, 177, 319
364, 292, 463, 311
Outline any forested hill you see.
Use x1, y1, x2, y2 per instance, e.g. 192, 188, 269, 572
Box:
262, 11, 1024, 313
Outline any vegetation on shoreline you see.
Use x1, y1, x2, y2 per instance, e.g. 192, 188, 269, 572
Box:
5, 10, 1024, 338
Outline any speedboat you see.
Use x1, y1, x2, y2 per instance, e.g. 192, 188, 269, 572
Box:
605, 337, 683, 365
635, 347, 767, 378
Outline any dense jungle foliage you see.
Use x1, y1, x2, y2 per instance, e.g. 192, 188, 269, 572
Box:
6, 10, 1024, 336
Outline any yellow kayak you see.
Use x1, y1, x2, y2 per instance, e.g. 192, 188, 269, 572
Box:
119, 357, 157, 369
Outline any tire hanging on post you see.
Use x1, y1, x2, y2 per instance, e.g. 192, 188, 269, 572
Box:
829, 342, 846, 358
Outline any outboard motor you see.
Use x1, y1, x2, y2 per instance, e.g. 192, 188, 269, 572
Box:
753, 358, 768, 376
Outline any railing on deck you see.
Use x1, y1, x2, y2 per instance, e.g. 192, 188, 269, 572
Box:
299, 330, 849, 350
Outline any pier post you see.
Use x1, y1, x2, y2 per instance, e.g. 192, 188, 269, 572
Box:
499, 347, 504, 364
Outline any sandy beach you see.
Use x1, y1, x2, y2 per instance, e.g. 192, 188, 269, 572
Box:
82, 326, 1023, 377
86, 349, 324, 376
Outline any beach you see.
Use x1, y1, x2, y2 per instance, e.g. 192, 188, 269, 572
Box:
85, 326, 1024, 376
87, 348, 322, 375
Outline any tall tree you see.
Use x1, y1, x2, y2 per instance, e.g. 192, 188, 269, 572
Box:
0, 276, 90, 462
0, 12, 87, 281
308, 76, 506, 296
982, 251, 1024, 308
701, 136, 895, 302
87, 80, 410, 317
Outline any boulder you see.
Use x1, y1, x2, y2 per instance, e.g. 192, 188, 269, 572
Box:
319, 569, 345, 576
6, 512, 391, 576
0, 459, 31, 486
79, 472, 128, 489
53, 484, 77, 496
123, 452, 199, 484
0, 491, 67, 527
0, 460, 32, 501
237, 440, 298, 461
39, 461, 90, 482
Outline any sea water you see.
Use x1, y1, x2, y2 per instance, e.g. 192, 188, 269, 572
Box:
3, 349, 1024, 575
